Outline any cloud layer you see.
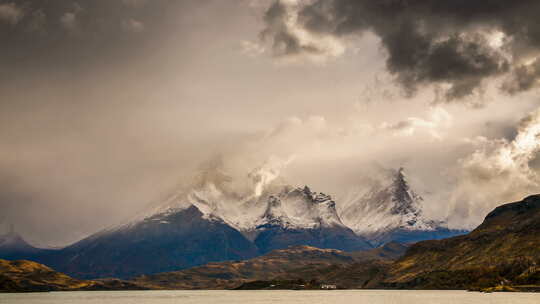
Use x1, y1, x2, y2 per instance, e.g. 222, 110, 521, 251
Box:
1, 0, 539, 247
449, 108, 540, 227
261, 0, 540, 100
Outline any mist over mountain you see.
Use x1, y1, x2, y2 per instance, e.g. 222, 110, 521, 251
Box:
1, 1, 540, 249
2, 4, 540, 296
0, 161, 467, 279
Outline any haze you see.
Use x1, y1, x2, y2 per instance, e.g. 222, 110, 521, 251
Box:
2, 0, 540, 247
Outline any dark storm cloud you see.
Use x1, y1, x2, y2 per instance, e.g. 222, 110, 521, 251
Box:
261, 0, 324, 56
261, 0, 540, 100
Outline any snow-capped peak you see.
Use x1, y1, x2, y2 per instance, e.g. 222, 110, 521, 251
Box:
256, 186, 346, 230
339, 168, 442, 237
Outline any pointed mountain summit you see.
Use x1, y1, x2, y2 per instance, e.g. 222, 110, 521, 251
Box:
389, 168, 422, 216
340, 168, 466, 246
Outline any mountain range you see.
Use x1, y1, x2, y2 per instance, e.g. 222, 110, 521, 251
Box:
0, 167, 465, 279
134, 194, 539, 291
2, 194, 539, 292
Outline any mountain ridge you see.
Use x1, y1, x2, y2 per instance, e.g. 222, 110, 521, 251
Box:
0, 167, 467, 279
0, 259, 145, 292
132, 242, 409, 290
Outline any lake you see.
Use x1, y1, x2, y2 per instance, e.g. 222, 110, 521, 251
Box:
1, 290, 539, 304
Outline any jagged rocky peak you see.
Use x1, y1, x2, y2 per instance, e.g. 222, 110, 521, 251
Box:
254, 184, 346, 231
389, 167, 423, 216
291, 185, 336, 207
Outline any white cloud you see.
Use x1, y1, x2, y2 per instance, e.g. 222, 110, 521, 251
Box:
248, 155, 295, 197
381, 107, 453, 140
241, 40, 266, 57
448, 107, 540, 228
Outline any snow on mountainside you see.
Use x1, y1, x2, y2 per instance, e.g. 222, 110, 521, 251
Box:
108, 160, 373, 255
0, 162, 465, 279
130, 182, 353, 241
339, 168, 466, 246
29, 162, 372, 279
125, 162, 350, 238
253, 185, 372, 253
124, 164, 462, 248
255, 186, 346, 230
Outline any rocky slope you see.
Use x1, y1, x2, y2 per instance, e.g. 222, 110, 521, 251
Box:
340, 168, 466, 246
383, 194, 540, 290
133, 242, 408, 290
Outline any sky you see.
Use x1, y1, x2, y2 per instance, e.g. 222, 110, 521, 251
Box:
1, 0, 540, 247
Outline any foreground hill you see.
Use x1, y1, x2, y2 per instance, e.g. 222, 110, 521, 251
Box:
384, 194, 540, 290
0, 259, 143, 292
0, 243, 407, 292
133, 242, 408, 289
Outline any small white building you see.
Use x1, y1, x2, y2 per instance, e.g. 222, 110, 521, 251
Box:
321, 284, 337, 289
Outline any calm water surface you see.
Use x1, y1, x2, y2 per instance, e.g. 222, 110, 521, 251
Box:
1, 290, 539, 304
